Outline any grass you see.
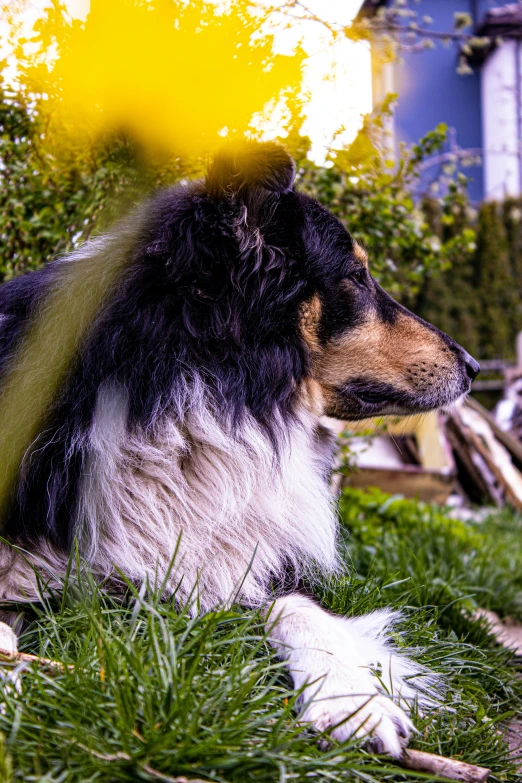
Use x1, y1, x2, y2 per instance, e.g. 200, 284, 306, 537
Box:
2, 489, 522, 782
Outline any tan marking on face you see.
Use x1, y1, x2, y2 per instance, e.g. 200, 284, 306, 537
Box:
299, 296, 327, 414
313, 310, 455, 393
299, 378, 326, 416
353, 242, 368, 268
299, 294, 322, 354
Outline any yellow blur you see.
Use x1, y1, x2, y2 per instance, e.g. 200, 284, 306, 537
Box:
20, 0, 304, 156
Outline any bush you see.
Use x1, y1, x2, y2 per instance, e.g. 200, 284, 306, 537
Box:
415, 198, 522, 360
337, 487, 522, 620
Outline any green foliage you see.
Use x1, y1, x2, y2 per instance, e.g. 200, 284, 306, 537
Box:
0, 732, 12, 783
415, 196, 480, 358
3, 493, 522, 781
474, 203, 515, 358
0, 43, 514, 362
293, 109, 475, 298
416, 197, 522, 360
0, 74, 200, 281
0, 65, 475, 311
503, 197, 522, 331
0, 80, 85, 279
337, 487, 522, 620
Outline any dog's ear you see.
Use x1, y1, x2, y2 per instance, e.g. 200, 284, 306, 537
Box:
206, 141, 295, 199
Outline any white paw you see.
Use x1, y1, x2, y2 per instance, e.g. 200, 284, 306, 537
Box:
302, 688, 413, 758
0, 621, 20, 710
0, 622, 17, 655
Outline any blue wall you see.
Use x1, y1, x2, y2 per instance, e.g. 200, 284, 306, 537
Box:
387, 0, 505, 202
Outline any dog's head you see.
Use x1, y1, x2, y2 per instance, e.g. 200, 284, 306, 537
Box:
296, 197, 479, 420
156, 141, 478, 422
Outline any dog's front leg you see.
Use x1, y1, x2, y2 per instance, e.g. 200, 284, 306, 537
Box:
0, 621, 17, 656
267, 594, 415, 758
0, 620, 21, 707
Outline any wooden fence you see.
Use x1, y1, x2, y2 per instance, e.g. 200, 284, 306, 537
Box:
472, 333, 522, 392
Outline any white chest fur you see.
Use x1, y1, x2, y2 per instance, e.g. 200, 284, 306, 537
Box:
79, 382, 339, 609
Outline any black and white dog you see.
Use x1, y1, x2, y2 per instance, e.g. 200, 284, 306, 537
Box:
0, 142, 478, 756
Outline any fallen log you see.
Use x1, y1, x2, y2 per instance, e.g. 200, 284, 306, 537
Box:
401, 748, 491, 782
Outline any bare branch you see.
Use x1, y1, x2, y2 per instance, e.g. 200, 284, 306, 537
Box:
401, 748, 491, 783
0, 646, 73, 673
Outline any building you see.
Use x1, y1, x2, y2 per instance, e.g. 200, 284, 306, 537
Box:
358, 0, 522, 202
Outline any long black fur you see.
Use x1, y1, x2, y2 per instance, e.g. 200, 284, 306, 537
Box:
0, 143, 358, 553
0, 141, 476, 563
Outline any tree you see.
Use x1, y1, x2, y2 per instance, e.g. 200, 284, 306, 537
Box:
415, 194, 480, 357
13, 0, 304, 159
292, 106, 475, 299
0, 73, 200, 279
503, 197, 522, 338
278, 1, 499, 72
474, 202, 514, 358
0, 0, 476, 317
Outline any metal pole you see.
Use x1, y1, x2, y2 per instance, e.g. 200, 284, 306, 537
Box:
516, 331, 522, 370
516, 40, 522, 195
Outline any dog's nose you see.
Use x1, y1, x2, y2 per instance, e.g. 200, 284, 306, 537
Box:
461, 349, 480, 381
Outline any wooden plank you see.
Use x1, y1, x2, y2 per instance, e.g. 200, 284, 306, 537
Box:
344, 466, 454, 504
467, 397, 522, 467
476, 359, 515, 371
445, 415, 500, 505
471, 380, 506, 391
416, 412, 454, 471
456, 406, 522, 509
401, 749, 490, 782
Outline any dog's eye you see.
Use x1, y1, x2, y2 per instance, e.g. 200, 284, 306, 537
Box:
347, 267, 368, 287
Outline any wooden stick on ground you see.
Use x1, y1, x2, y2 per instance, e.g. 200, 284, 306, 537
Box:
77, 744, 212, 782
401, 749, 491, 782
0, 647, 492, 781
0, 646, 72, 673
